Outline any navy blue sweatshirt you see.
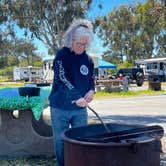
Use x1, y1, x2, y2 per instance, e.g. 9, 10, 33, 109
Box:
49, 47, 95, 110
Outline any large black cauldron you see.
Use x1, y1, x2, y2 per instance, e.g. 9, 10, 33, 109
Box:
63, 123, 164, 166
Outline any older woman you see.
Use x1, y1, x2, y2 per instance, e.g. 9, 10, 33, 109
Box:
49, 19, 95, 166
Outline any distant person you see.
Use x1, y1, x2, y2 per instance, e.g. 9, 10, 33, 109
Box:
49, 18, 95, 166
118, 73, 129, 91
118, 73, 124, 81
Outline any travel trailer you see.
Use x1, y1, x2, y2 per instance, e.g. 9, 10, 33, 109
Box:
42, 55, 99, 82
13, 66, 44, 82
135, 57, 166, 82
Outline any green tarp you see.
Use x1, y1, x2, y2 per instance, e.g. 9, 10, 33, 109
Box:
0, 87, 51, 120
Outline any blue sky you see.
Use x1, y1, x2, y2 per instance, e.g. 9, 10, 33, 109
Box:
88, 0, 145, 18
20, 0, 147, 60
87, 0, 146, 58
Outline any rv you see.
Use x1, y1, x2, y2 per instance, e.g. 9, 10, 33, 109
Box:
13, 66, 44, 82
135, 57, 166, 82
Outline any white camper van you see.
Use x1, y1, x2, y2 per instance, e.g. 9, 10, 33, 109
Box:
13, 66, 44, 82
135, 57, 166, 82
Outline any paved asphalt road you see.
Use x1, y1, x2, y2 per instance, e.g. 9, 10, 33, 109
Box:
44, 94, 166, 132
88, 95, 166, 132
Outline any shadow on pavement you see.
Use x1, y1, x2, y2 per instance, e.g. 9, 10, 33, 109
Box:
89, 115, 166, 125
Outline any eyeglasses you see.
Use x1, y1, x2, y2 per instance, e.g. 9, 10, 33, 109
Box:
75, 42, 88, 48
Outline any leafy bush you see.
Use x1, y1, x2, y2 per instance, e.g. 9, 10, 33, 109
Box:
0, 66, 14, 81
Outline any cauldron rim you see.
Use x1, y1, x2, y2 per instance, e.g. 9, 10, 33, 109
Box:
62, 123, 158, 147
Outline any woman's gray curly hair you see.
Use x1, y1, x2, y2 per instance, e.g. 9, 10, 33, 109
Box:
63, 18, 94, 50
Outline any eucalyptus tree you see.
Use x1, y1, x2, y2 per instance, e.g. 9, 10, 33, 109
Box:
0, 31, 13, 67
0, 29, 39, 67
156, 33, 166, 57
19, 40, 42, 66
136, 0, 165, 58
149, 0, 165, 57
95, 0, 164, 64
0, 0, 92, 55
95, 5, 142, 64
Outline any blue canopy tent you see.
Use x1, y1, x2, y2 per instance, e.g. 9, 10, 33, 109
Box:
98, 59, 116, 69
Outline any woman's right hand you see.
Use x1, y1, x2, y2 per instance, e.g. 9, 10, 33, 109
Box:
75, 97, 88, 107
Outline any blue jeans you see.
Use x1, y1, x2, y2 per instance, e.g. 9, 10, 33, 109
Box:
50, 107, 88, 166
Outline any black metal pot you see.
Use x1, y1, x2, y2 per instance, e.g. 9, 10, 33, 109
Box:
63, 123, 164, 166
18, 87, 41, 97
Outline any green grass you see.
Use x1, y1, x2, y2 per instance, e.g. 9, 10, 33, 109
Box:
0, 76, 10, 82
94, 81, 166, 98
0, 82, 24, 88
94, 89, 166, 99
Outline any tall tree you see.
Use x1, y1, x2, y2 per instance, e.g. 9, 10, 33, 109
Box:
0, 32, 13, 68
136, 0, 165, 58
0, 0, 92, 54
156, 33, 166, 57
95, 5, 142, 63
20, 39, 41, 66
0, 28, 39, 67
95, 0, 164, 64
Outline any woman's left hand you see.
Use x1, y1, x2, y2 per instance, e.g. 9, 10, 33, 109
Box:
84, 90, 94, 103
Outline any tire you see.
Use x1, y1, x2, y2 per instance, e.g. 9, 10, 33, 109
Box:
136, 72, 144, 86
136, 80, 143, 86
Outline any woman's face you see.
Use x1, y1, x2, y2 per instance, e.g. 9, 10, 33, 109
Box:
72, 36, 89, 55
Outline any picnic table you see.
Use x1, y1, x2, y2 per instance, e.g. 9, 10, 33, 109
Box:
96, 79, 122, 92
0, 86, 54, 157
